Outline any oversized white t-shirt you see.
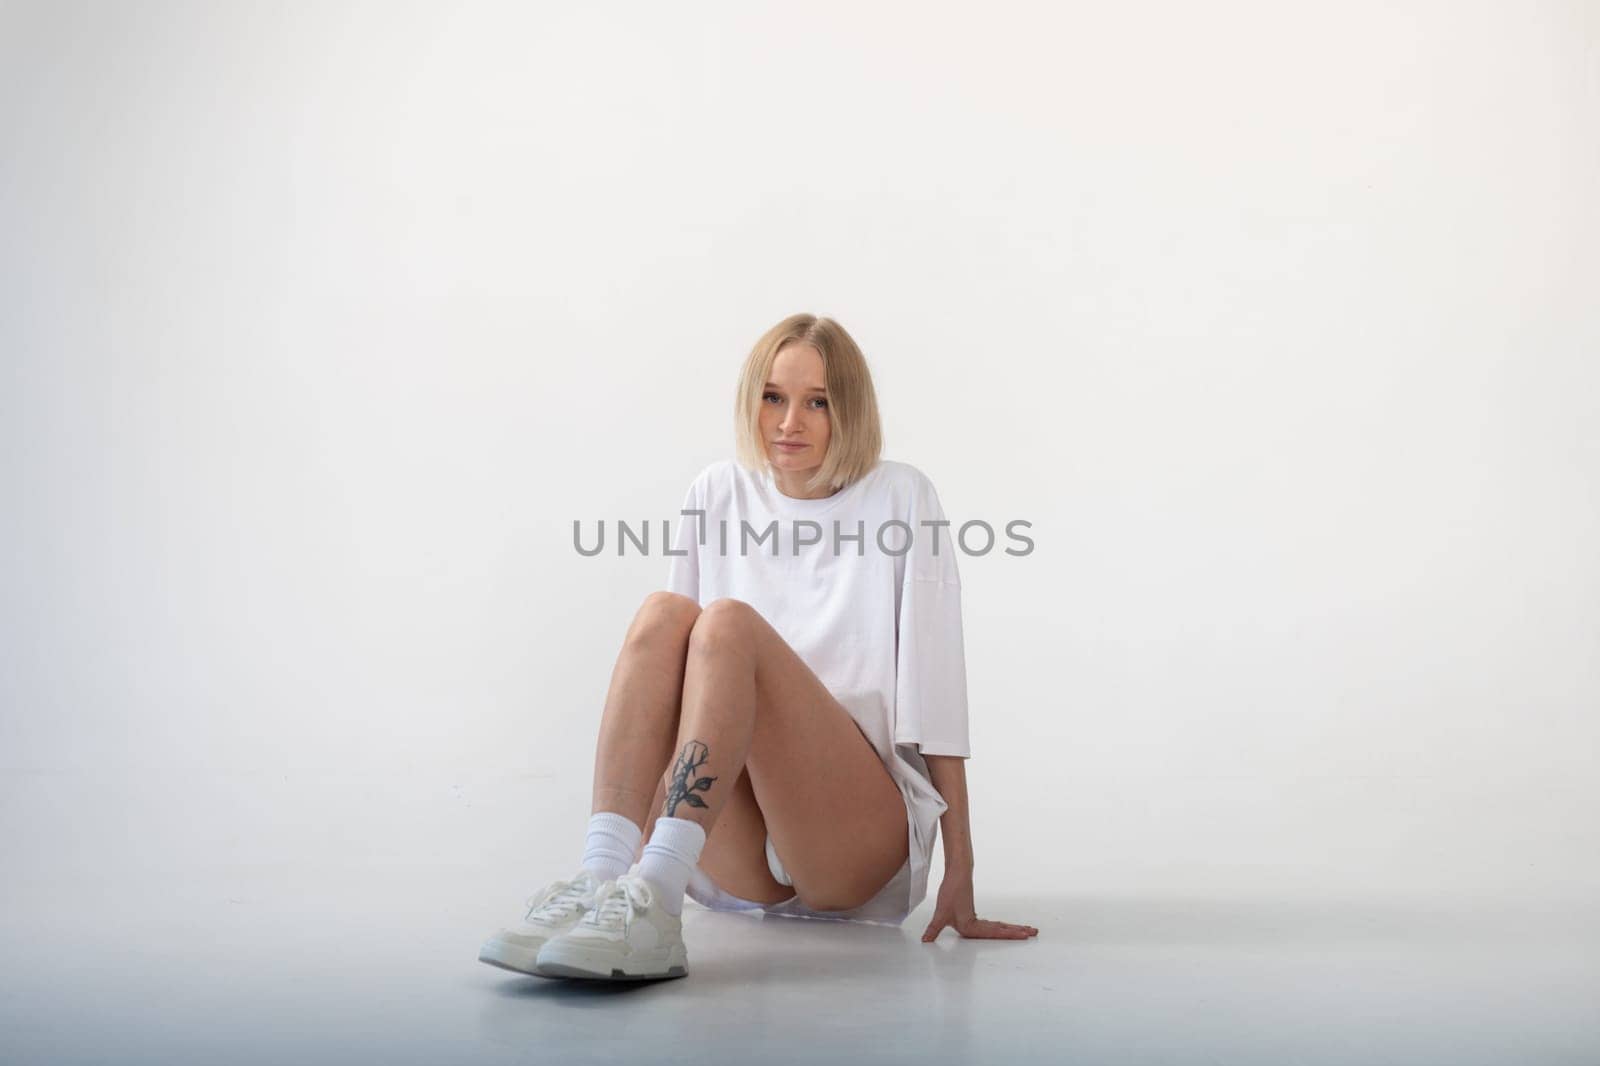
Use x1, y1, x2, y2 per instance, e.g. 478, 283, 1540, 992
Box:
664, 457, 970, 923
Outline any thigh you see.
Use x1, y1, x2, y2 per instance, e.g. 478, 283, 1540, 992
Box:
713, 600, 908, 913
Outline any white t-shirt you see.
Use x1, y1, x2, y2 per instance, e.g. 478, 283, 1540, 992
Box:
664, 457, 970, 923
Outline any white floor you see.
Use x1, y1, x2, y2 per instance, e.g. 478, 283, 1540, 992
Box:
3, 769, 1596, 1065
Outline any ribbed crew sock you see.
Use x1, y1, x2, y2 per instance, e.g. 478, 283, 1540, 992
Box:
636, 817, 707, 915
581, 811, 644, 884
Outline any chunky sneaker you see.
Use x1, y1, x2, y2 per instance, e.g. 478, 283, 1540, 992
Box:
478, 868, 602, 976
535, 870, 688, 980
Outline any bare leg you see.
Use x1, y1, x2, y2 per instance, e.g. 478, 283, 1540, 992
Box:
656, 601, 759, 832
591, 591, 788, 901
590, 592, 701, 828
655, 598, 906, 912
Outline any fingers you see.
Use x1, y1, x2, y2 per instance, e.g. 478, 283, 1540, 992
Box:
961, 919, 1040, 940
927, 913, 1041, 941
999, 921, 1039, 937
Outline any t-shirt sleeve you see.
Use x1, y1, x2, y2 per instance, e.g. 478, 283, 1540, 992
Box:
892, 472, 972, 758
664, 473, 702, 603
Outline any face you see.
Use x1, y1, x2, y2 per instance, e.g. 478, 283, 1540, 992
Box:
759, 343, 832, 477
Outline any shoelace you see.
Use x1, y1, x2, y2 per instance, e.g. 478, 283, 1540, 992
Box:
524, 874, 595, 924
583, 875, 654, 931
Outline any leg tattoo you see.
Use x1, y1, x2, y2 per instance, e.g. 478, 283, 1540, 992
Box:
662, 740, 717, 817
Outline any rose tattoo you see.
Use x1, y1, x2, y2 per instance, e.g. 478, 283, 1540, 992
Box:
663, 740, 717, 817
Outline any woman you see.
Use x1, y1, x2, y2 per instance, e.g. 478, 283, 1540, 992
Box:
480, 313, 1037, 981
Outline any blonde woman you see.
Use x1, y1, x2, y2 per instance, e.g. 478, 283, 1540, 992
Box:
480, 313, 1037, 980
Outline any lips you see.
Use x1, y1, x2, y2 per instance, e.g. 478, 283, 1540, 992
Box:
773, 441, 807, 450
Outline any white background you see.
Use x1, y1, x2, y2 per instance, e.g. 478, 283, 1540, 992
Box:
3, 0, 1597, 924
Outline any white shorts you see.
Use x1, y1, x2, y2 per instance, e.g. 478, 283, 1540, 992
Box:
684, 831, 914, 926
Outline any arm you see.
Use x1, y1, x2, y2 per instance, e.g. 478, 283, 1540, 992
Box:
926, 754, 974, 874
897, 469, 1035, 942
920, 754, 1038, 943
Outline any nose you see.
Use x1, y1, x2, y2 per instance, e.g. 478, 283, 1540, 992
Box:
778, 403, 803, 433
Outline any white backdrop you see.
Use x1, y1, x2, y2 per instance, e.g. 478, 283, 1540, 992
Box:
2, 0, 1596, 914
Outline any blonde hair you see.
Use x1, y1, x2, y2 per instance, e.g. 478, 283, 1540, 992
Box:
733, 313, 883, 495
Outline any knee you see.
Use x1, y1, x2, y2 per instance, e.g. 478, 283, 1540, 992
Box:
687, 597, 756, 656
625, 591, 700, 650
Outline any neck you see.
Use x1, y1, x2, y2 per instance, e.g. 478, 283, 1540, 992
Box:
771, 466, 835, 500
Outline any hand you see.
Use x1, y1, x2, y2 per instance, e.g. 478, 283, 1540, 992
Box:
920, 867, 1038, 942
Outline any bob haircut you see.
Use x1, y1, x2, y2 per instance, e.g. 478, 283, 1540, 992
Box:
733, 313, 883, 495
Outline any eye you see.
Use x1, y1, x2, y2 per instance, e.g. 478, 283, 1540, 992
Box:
762, 392, 781, 404
810, 397, 828, 409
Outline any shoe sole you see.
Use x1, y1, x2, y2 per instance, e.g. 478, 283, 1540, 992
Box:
478, 939, 560, 978
535, 941, 689, 981
536, 960, 688, 981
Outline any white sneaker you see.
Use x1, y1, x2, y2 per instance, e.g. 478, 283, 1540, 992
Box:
535, 870, 689, 980
478, 868, 602, 976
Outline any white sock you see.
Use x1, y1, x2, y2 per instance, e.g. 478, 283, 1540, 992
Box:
582, 811, 643, 884
637, 817, 707, 915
